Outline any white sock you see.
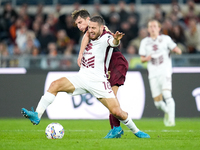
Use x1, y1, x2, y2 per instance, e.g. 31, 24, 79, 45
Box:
154, 100, 168, 113
120, 115, 139, 134
165, 98, 175, 122
36, 92, 55, 118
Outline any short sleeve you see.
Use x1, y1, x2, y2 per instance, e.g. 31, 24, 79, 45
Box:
139, 39, 147, 56
107, 36, 120, 47
166, 35, 177, 51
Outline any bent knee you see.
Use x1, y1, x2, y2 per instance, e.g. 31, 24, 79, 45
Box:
50, 80, 60, 89
48, 77, 66, 92
110, 107, 122, 118
153, 94, 162, 102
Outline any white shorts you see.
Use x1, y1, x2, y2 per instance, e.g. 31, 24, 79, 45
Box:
67, 72, 115, 99
149, 75, 172, 98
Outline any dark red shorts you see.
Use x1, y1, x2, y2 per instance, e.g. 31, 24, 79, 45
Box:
108, 51, 129, 87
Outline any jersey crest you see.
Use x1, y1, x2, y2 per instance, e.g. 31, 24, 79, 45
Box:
152, 44, 158, 51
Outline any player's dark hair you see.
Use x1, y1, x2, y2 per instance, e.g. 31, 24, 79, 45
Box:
71, 9, 90, 22
90, 15, 105, 26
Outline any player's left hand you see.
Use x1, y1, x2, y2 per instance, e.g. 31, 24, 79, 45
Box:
172, 46, 182, 55
112, 31, 125, 40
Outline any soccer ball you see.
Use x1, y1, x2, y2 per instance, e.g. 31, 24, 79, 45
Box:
45, 123, 64, 139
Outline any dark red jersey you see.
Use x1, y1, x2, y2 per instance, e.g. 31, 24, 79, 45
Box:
108, 47, 129, 87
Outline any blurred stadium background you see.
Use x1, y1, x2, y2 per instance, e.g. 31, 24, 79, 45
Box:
0, 0, 200, 119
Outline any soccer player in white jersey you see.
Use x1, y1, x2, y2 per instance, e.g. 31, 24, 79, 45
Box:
21, 16, 150, 138
139, 20, 182, 126
71, 9, 129, 139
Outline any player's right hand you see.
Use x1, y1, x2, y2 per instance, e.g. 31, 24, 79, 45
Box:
146, 55, 152, 61
112, 31, 125, 40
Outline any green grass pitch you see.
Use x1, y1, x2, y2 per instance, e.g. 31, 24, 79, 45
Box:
0, 118, 200, 150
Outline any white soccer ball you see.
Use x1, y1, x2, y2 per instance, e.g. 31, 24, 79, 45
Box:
45, 123, 64, 139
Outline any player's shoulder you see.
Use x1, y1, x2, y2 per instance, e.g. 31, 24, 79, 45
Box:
100, 25, 112, 37
141, 36, 150, 43
160, 34, 171, 39
100, 31, 112, 39
104, 25, 112, 34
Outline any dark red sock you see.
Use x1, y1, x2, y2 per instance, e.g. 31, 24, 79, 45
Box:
109, 114, 114, 129
110, 114, 120, 127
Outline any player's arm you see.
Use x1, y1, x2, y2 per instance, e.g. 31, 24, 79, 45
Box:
139, 39, 151, 63
111, 31, 125, 46
167, 35, 182, 55
105, 25, 122, 46
172, 46, 182, 55
77, 31, 89, 67
140, 55, 152, 63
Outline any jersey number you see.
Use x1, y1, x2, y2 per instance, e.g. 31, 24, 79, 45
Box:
102, 81, 112, 90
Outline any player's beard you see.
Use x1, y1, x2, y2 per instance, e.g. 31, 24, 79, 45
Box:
89, 29, 101, 40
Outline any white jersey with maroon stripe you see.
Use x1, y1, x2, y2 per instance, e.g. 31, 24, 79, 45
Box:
79, 31, 118, 81
139, 34, 177, 79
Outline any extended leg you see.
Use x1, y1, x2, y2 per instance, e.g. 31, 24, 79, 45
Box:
21, 77, 75, 125
153, 94, 170, 126
99, 97, 150, 138
104, 86, 122, 138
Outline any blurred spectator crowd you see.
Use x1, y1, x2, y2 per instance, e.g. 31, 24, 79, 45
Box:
0, 0, 200, 68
